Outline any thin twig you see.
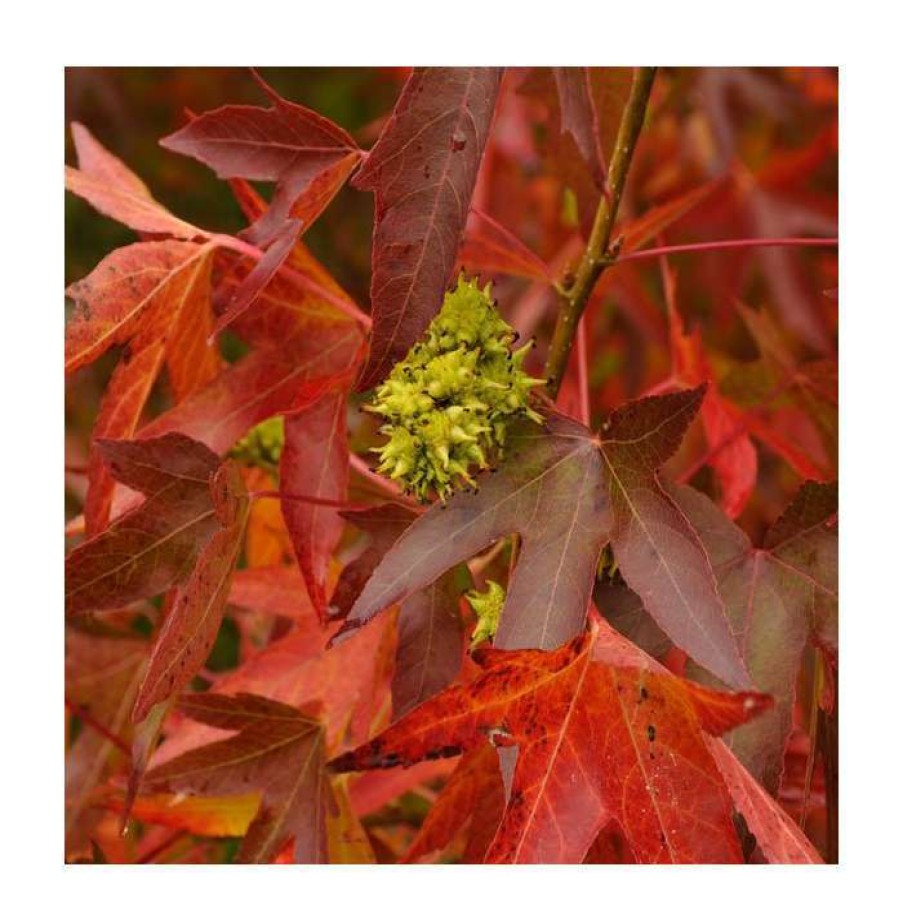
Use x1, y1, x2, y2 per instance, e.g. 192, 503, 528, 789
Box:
544, 67, 657, 396
617, 236, 838, 264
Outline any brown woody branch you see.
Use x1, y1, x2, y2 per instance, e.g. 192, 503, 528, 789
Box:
543, 67, 657, 396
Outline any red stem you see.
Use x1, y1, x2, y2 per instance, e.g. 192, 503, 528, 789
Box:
210, 233, 372, 328
349, 453, 423, 509
249, 489, 379, 511
65, 697, 130, 755
616, 236, 838, 264
136, 830, 189, 865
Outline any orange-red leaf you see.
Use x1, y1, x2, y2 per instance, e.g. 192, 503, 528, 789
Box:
66, 123, 206, 240
330, 619, 771, 863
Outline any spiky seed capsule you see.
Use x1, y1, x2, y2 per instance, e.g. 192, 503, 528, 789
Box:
466, 580, 507, 646
229, 416, 285, 470
367, 274, 545, 500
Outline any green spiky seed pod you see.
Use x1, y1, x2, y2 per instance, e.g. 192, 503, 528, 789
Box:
229, 416, 285, 471
367, 274, 545, 501
466, 580, 507, 647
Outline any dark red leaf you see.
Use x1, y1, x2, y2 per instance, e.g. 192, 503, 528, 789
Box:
160, 75, 360, 248
673, 481, 837, 792
352, 67, 503, 388
132, 460, 250, 721
65, 434, 222, 614
145, 693, 328, 863
281, 381, 352, 622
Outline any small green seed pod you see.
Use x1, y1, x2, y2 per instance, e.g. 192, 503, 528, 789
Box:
367, 274, 545, 501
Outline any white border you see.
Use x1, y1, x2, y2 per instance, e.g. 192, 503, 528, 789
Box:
2, 0, 898, 899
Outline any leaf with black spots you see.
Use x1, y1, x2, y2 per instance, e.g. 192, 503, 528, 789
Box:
330, 619, 771, 863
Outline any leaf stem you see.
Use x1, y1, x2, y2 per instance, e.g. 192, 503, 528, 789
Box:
616, 236, 838, 264
210, 233, 373, 329
348, 453, 423, 509
136, 829, 189, 864
65, 697, 130, 755
249, 489, 374, 511
544, 67, 657, 396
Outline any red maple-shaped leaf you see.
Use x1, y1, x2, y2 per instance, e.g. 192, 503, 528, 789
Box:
65, 433, 250, 722
340, 411, 609, 652
330, 619, 771, 863
342, 388, 748, 688
160, 74, 361, 248
353, 67, 503, 388
144, 693, 328, 863
66, 122, 206, 241
66, 238, 220, 532
65, 433, 223, 613
673, 480, 837, 792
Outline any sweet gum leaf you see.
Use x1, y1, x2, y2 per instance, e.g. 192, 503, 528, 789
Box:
353, 68, 503, 388
330, 619, 771, 863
